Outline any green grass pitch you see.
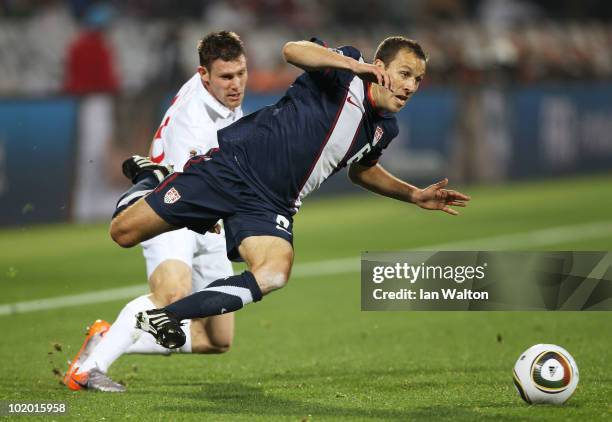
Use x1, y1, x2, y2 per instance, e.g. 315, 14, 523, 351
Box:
0, 173, 611, 421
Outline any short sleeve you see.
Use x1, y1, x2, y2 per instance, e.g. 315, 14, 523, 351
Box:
308, 37, 363, 86
357, 120, 399, 167
310, 37, 362, 61
357, 147, 383, 167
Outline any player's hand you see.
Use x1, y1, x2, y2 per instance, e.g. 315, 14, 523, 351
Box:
352, 61, 392, 91
412, 178, 471, 216
207, 223, 221, 234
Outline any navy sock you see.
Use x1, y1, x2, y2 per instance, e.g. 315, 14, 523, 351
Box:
165, 271, 263, 320
112, 172, 159, 218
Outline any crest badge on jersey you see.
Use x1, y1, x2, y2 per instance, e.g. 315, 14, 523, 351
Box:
373, 126, 384, 145
164, 187, 181, 204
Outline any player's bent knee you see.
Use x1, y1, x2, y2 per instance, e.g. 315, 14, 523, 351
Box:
239, 236, 294, 295
192, 342, 231, 354
152, 289, 190, 307
212, 343, 231, 354
252, 267, 290, 294
149, 260, 192, 306
109, 218, 139, 248
191, 318, 234, 354
266, 271, 289, 290
200, 339, 232, 354
165, 289, 190, 306
110, 199, 175, 248
156, 283, 191, 306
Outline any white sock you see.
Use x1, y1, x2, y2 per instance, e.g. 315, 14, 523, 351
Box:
126, 319, 192, 354
78, 294, 156, 373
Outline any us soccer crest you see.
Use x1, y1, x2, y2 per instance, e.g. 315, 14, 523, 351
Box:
164, 187, 181, 204
373, 126, 384, 145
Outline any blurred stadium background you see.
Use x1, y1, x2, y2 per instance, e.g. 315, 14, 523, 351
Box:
0, 0, 611, 225
0, 1, 611, 420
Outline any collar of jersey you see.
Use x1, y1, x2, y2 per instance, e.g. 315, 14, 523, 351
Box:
198, 79, 237, 119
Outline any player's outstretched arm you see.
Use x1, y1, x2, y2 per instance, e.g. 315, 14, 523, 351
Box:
348, 163, 470, 216
282, 41, 392, 89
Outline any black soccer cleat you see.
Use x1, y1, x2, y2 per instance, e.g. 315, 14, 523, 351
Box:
122, 155, 173, 184
135, 309, 186, 349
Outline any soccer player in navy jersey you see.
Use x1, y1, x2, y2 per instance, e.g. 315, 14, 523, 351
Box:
109, 36, 471, 348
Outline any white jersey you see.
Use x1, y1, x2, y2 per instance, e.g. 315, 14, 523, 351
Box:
142, 73, 242, 288
149, 73, 243, 170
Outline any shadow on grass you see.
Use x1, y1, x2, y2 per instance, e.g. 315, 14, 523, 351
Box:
153, 381, 528, 421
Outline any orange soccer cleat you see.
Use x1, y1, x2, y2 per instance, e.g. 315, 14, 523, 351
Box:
63, 319, 110, 391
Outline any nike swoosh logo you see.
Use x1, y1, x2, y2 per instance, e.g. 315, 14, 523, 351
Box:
347, 96, 362, 108
71, 374, 88, 388
275, 225, 292, 235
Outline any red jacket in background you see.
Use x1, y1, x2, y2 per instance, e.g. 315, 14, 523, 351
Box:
64, 30, 119, 94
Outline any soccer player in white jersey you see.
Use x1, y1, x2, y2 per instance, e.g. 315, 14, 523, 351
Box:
64, 31, 248, 392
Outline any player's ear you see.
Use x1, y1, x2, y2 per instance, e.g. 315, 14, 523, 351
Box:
373, 58, 386, 69
198, 66, 210, 83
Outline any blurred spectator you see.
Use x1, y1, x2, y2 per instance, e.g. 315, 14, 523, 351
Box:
63, 3, 119, 94
477, 0, 541, 29
0, 0, 610, 97
204, 0, 256, 31
423, 0, 466, 21
153, 24, 185, 90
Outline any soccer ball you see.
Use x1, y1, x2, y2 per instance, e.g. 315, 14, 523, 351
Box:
512, 344, 579, 405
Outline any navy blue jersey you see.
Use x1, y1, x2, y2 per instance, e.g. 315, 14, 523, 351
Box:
217, 39, 399, 214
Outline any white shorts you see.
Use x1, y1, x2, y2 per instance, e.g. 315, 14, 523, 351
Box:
141, 228, 233, 292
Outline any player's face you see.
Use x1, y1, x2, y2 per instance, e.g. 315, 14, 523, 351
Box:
376, 49, 426, 113
199, 54, 248, 111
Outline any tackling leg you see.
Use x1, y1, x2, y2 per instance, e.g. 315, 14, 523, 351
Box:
110, 155, 178, 247
136, 235, 294, 348
148, 259, 235, 354
110, 198, 176, 247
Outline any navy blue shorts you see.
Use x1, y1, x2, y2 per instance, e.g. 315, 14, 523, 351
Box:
145, 151, 293, 262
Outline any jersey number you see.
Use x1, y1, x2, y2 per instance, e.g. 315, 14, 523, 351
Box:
275, 215, 291, 235
346, 143, 372, 165
150, 116, 171, 163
